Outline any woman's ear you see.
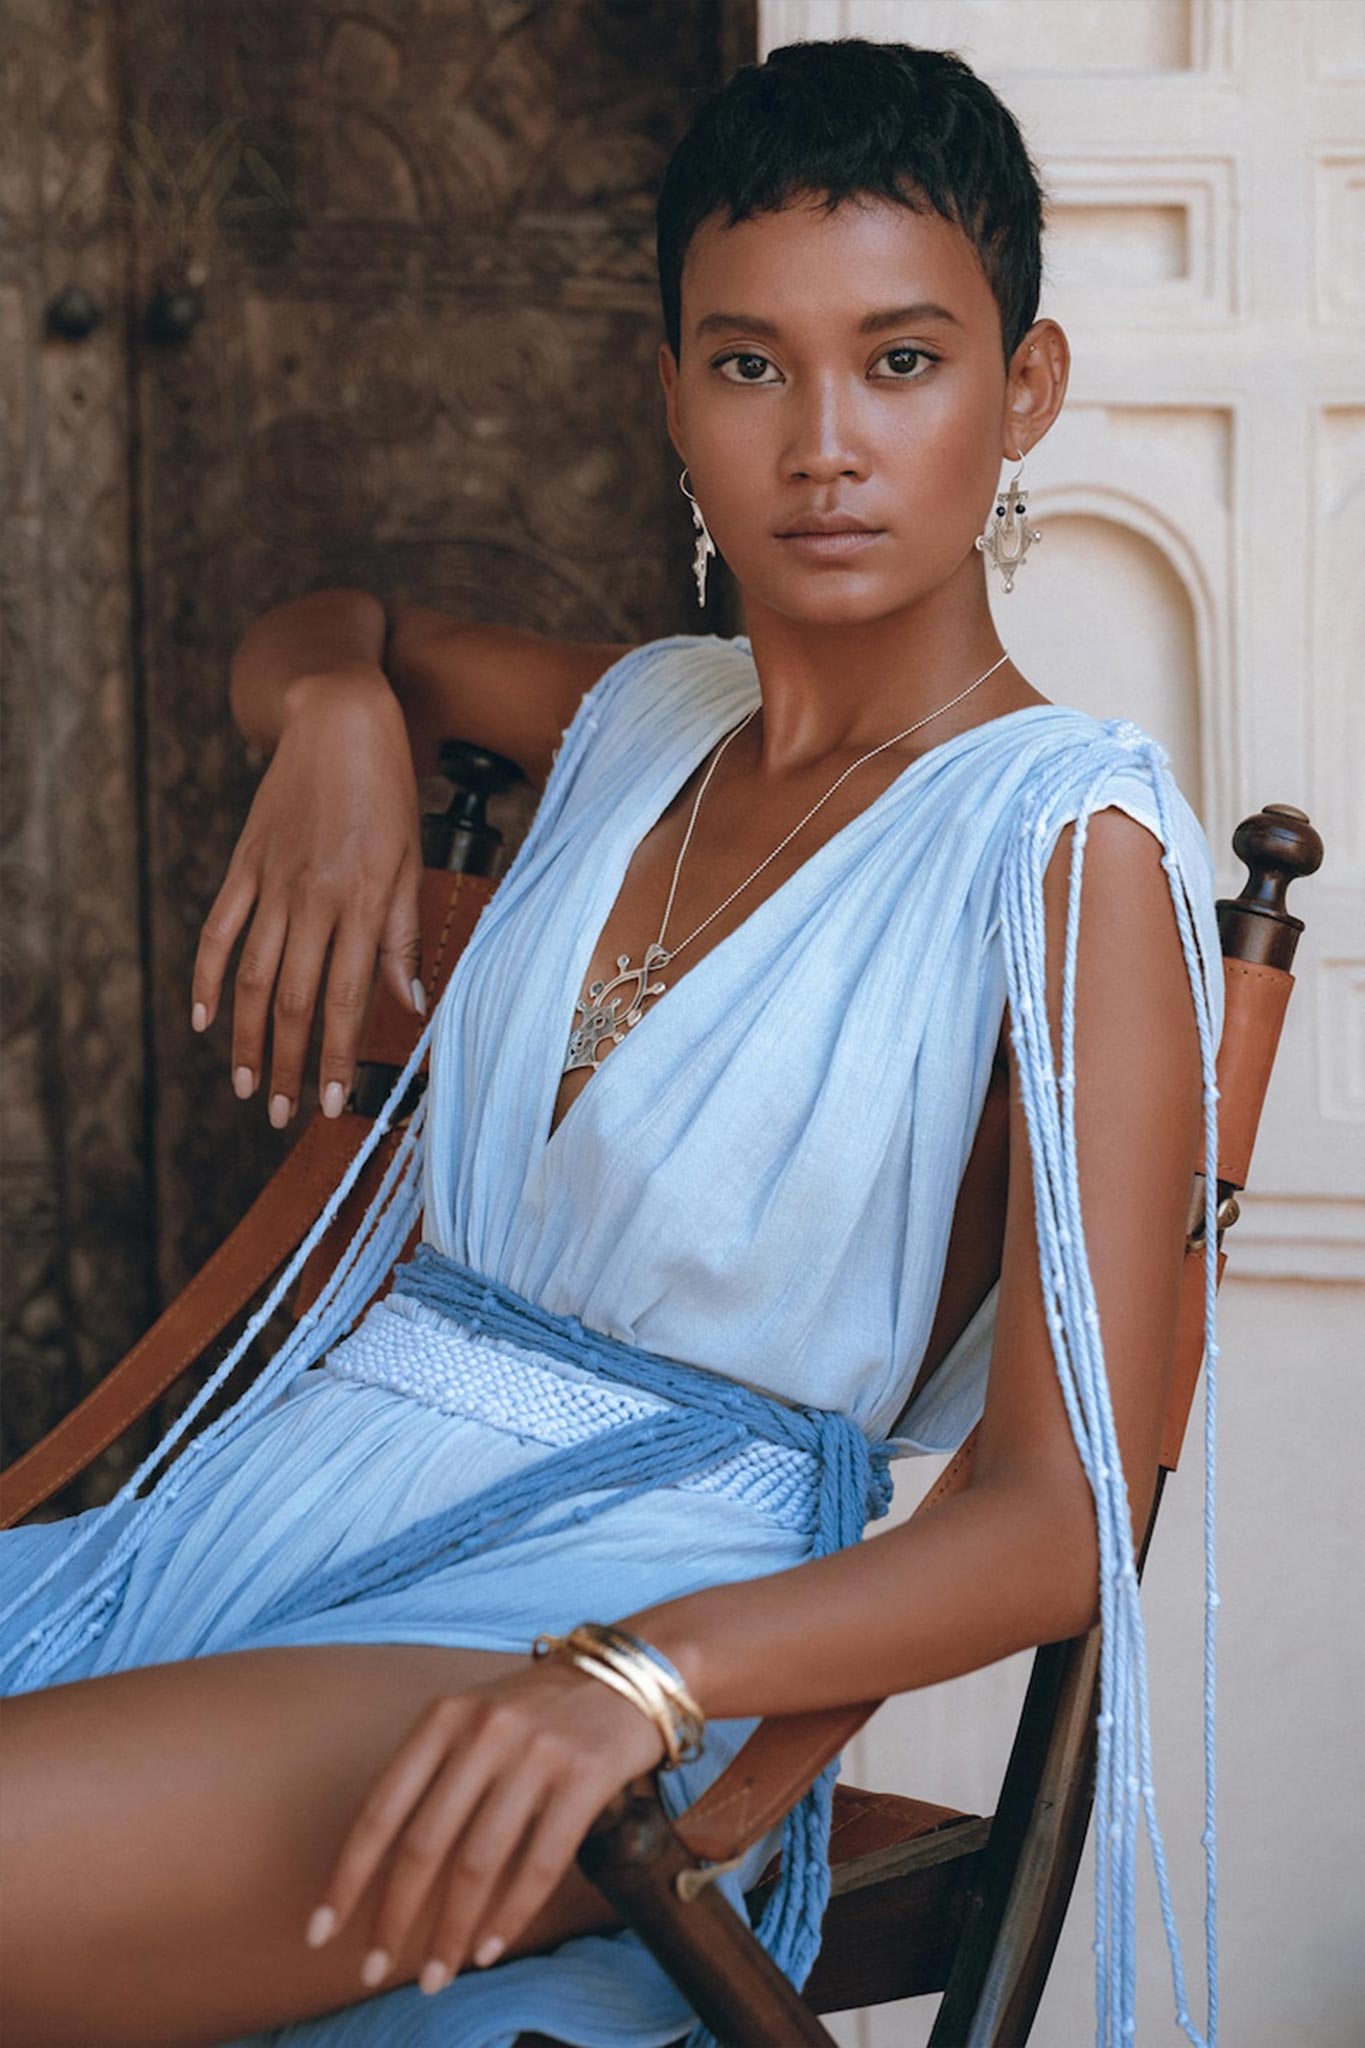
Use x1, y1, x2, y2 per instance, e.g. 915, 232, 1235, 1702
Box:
1003, 318, 1070, 459
658, 342, 686, 465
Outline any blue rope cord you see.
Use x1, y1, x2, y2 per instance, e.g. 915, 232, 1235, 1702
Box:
999, 721, 1221, 2046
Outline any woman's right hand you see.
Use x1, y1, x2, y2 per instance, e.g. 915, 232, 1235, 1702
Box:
191, 666, 426, 1128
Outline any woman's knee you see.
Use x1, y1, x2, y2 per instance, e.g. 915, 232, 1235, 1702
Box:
0, 1640, 620, 2046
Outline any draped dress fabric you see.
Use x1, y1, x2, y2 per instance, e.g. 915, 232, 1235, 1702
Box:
0, 633, 1226, 2048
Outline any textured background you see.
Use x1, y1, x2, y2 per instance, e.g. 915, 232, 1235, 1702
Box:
1, 0, 754, 1509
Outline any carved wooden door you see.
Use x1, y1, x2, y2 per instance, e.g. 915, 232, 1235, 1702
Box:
1, 0, 754, 1509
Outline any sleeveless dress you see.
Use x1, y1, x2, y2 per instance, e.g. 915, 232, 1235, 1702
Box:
0, 633, 1227, 2048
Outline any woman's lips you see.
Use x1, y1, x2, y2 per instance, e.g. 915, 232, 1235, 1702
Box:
776, 528, 885, 558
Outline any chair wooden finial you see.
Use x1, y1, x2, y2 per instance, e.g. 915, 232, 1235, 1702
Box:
1220, 803, 1323, 967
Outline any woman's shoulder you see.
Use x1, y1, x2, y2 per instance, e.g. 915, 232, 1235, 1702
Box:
984, 706, 1224, 1042
546, 630, 755, 780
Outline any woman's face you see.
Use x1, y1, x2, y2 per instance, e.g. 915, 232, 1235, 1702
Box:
659, 192, 1059, 628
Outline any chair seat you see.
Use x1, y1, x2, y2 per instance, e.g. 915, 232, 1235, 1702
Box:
757, 1781, 978, 1890
749, 1782, 988, 2015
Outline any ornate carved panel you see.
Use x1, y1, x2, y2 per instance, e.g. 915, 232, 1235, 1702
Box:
2, 0, 756, 1512
1, 0, 154, 1504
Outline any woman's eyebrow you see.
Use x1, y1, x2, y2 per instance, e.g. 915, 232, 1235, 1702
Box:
693, 300, 964, 341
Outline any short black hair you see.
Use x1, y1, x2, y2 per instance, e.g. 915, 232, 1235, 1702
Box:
656, 38, 1047, 366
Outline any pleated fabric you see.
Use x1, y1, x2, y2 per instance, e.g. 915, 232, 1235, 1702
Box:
0, 633, 1226, 2047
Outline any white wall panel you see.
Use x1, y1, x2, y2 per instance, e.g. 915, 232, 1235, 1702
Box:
756, 4, 1365, 2043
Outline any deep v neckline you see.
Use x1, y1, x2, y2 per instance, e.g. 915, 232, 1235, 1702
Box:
537, 682, 1059, 1157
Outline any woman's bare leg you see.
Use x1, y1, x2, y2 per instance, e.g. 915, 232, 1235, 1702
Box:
0, 1640, 627, 2048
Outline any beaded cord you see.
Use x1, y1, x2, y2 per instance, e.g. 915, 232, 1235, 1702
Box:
999, 718, 1222, 2048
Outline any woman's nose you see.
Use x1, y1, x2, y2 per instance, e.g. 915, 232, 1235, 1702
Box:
783, 387, 867, 484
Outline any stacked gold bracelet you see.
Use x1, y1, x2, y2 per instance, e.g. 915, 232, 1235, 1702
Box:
531, 1622, 706, 1769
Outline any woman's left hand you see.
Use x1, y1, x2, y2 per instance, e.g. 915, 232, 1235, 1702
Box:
304, 1655, 671, 1996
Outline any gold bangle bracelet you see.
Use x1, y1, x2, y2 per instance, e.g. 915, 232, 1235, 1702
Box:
537, 1642, 683, 1765
580, 1641, 705, 1760
578, 1624, 706, 1733
542, 1625, 706, 1759
531, 1624, 706, 1768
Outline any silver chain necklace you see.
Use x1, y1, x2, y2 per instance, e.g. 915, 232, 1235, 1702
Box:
562, 649, 1013, 1075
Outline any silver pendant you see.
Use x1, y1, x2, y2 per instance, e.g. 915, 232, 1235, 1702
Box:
690, 512, 716, 607
974, 468, 1042, 594
563, 942, 670, 1073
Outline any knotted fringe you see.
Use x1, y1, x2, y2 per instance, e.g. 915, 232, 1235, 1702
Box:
281, 1244, 896, 2048
999, 719, 1222, 2048
0, 1006, 443, 1693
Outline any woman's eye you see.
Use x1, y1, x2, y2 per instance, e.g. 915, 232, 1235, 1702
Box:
872, 345, 936, 380
713, 351, 779, 384
716, 348, 941, 385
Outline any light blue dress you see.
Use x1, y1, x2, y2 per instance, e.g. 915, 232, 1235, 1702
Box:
0, 633, 1227, 2048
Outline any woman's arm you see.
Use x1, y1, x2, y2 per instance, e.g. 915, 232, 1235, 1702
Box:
227, 587, 392, 755
226, 586, 631, 785
620, 805, 1204, 1720
200, 590, 630, 1121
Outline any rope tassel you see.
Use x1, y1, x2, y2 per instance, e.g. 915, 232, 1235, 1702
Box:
998, 722, 1222, 2048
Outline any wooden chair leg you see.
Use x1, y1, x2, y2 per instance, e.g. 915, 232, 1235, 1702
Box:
927, 1474, 1164, 2044
577, 1779, 841, 2048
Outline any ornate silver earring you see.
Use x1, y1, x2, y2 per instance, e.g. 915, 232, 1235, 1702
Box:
679, 468, 716, 608
975, 444, 1043, 594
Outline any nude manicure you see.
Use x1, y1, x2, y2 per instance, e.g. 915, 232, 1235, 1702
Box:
232, 1066, 255, 1100
305, 1904, 336, 1947
269, 1092, 291, 1129
360, 1947, 390, 1987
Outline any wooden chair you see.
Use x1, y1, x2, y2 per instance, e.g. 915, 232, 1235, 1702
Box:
0, 744, 1322, 2048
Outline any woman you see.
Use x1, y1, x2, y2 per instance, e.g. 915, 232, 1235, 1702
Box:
0, 38, 1224, 2048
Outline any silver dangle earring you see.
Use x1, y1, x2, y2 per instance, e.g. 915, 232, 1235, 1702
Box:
975, 443, 1043, 594
679, 468, 717, 608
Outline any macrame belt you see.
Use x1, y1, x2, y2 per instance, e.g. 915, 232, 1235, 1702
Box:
325, 1295, 825, 1539
253, 1241, 896, 1636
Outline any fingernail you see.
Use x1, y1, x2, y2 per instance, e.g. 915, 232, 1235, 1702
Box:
233, 1066, 255, 1100
322, 1080, 345, 1119
411, 977, 427, 1017
305, 1903, 337, 1948
269, 1092, 291, 1129
419, 1958, 453, 1995
191, 1001, 208, 1032
360, 1947, 390, 1988
473, 1934, 505, 1968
